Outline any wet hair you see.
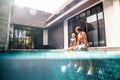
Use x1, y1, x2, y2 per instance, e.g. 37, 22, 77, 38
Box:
76, 26, 83, 31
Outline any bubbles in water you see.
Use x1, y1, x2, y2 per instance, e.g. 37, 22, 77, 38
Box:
61, 65, 66, 73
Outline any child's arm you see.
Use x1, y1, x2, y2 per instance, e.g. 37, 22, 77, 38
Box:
73, 38, 77, 47
70, 39, 72, 47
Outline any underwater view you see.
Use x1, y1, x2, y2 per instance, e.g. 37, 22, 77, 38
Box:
0, 50, 120, 80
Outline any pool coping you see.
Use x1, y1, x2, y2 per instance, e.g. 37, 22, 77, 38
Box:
0, 47, 120, 59
88, 47, 120, 51
0, 47, 120, 52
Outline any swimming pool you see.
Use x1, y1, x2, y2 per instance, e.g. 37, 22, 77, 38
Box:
0, 50, 120, 80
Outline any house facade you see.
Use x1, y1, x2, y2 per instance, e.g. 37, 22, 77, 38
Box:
0, 0, 120, 50
45, 0, 120, 49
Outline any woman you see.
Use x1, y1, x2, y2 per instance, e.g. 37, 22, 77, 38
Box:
74, 26, 88, 50
74, 26, 93, 75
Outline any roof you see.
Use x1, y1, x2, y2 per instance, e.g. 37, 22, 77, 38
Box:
46, 0, 100, 27
46, 0, 81, 26
11, 5, 52, 28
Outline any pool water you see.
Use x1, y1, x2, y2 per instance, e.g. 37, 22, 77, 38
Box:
0, 50, 120, 80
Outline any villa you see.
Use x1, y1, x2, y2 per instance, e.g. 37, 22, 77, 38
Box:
1, 0, 120, 80
0, 0, 120, 50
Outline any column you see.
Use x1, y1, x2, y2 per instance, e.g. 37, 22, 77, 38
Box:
0, 0, 12, 50
64, 20, 68, 49
43, 29, 48, 45
103, 0, 120, 47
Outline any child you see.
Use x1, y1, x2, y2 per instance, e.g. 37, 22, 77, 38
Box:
67, 33, 76, 68
68, 33, 77, 51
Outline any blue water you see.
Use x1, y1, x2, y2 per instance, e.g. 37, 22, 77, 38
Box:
0, 50, 120, 80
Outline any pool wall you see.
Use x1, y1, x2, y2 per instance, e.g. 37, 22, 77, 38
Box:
88, 59, 120, 80
0, 58, 120, 80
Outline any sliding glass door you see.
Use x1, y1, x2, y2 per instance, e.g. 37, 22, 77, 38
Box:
68, 3, 106, 47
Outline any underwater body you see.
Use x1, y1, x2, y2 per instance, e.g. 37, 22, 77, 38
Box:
0, 50, 120, 80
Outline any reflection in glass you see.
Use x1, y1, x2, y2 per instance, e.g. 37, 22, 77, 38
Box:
9, 24, 43, 49
68, 3, 106, 47
87, 14, 98, 47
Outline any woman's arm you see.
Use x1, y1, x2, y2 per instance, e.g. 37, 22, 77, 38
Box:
83, 32, 88, 47
77, 34, 80, 45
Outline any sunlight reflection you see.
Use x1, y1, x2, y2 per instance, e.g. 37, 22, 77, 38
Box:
14, 0, 68, 13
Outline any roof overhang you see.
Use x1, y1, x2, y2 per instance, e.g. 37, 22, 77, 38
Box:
46, 0, 89, 27
46, 0, 102, 28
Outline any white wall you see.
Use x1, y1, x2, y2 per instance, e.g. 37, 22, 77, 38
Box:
43, 30, 48, 45
103, 0, 120, 47
64, 20, 68, 49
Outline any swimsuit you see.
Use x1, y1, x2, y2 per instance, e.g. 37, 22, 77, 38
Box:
71, 38, 75, 46
76, 43, 86, 51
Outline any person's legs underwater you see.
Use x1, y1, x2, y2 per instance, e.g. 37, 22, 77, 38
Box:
87, 60, 94, 75
75, 45, 94, 74
76, 60, 84, 73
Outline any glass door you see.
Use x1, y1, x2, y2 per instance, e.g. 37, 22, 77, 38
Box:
86, 9, 99, 47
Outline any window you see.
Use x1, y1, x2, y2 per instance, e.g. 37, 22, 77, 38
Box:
68, 3, 106, 47
9, 24, 43, 49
